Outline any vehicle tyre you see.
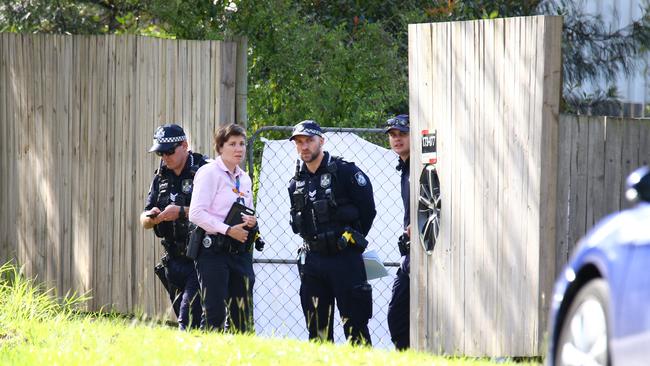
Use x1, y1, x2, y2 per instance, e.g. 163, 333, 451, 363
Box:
555, 279, 610, 366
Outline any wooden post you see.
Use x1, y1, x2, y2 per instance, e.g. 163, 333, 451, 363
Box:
235, 36, 248, 130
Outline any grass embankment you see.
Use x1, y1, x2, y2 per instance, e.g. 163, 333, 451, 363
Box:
0, 262, 537, 365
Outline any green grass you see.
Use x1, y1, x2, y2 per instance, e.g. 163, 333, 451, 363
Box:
0, 262, 538, 365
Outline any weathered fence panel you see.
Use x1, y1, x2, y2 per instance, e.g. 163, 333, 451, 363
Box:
0, 33, 238, 317
555, 115, 650, 269
408, 16, 562, 356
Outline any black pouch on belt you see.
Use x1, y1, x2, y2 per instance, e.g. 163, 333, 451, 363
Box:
186, 225, 205, 260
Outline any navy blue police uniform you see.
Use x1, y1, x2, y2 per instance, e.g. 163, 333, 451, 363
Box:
195, 228, 256, 332
288, 121, 377, 345
144, 124, 207, 330
387, 157, 410, 350
385, 114, 411, 350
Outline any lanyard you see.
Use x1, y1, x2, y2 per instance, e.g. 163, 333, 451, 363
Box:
232, 174, 245, 204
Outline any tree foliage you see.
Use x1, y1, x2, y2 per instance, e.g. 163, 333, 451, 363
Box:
0, 0, 152, 34
145, 0, 406, 129
2, 0, 649, 122
539, 0, 650, 114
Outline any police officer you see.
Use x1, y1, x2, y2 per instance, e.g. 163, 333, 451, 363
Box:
384, 114, 411, 350
140, 123, 207, 330
288, 120, 377, 345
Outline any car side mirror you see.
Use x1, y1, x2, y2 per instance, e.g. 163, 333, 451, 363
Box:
625, 166, 650, 203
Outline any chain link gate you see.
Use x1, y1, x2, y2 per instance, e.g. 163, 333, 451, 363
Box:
246, 126, 404, 349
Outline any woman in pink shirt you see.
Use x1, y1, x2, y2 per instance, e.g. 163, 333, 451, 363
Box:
189, 124, 257, 332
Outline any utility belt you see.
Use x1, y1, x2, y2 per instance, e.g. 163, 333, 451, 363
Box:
303, 227, 368, 255
161, 239, 188, 258
303, 231, 342, 255
202, 233, 253, 255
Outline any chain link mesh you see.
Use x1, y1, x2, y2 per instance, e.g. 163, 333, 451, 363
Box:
249, 127, 404, 349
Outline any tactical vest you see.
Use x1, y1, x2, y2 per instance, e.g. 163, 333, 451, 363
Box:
154, 153, 206, 254
290, 154, 359, 245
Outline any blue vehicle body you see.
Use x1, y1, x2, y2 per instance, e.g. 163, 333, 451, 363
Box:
548, 202, 650, 365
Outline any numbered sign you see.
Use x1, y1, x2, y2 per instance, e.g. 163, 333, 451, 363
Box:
421, 130, 437, 164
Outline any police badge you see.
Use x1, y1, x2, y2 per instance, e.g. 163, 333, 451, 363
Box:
154, 126, 165, 140
181, 179, 193, 194
202, 236, 212, 248
320, 173, 331, 188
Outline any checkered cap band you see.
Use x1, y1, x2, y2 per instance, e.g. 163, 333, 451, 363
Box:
155, 135, 186, 144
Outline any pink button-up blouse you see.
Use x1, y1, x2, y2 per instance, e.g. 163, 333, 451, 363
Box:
188, 156, 254, 235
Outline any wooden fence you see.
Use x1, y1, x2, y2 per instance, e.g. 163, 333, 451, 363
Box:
556, 115, 650, 269
0, 33, 240, 317
408, 16, 562, 356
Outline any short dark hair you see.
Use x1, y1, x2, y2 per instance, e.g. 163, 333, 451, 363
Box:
214, 123, 247, 154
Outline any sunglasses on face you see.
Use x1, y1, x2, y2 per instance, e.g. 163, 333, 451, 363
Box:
385, 117, 409, 128
155, 144, 180, 157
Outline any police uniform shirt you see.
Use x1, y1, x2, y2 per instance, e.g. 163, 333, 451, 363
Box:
289, 151, 377, 238
397, 157, 410, 229
144, 152, 207, 240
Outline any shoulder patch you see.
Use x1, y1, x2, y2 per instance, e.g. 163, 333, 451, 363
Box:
354, 171, 367, 186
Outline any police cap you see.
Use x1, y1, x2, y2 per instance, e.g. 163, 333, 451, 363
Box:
289, 120, 323, 141
148, 124, 187, 152
383, 114, 409, 133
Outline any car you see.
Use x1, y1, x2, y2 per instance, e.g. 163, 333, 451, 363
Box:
548, 166, 650, 366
